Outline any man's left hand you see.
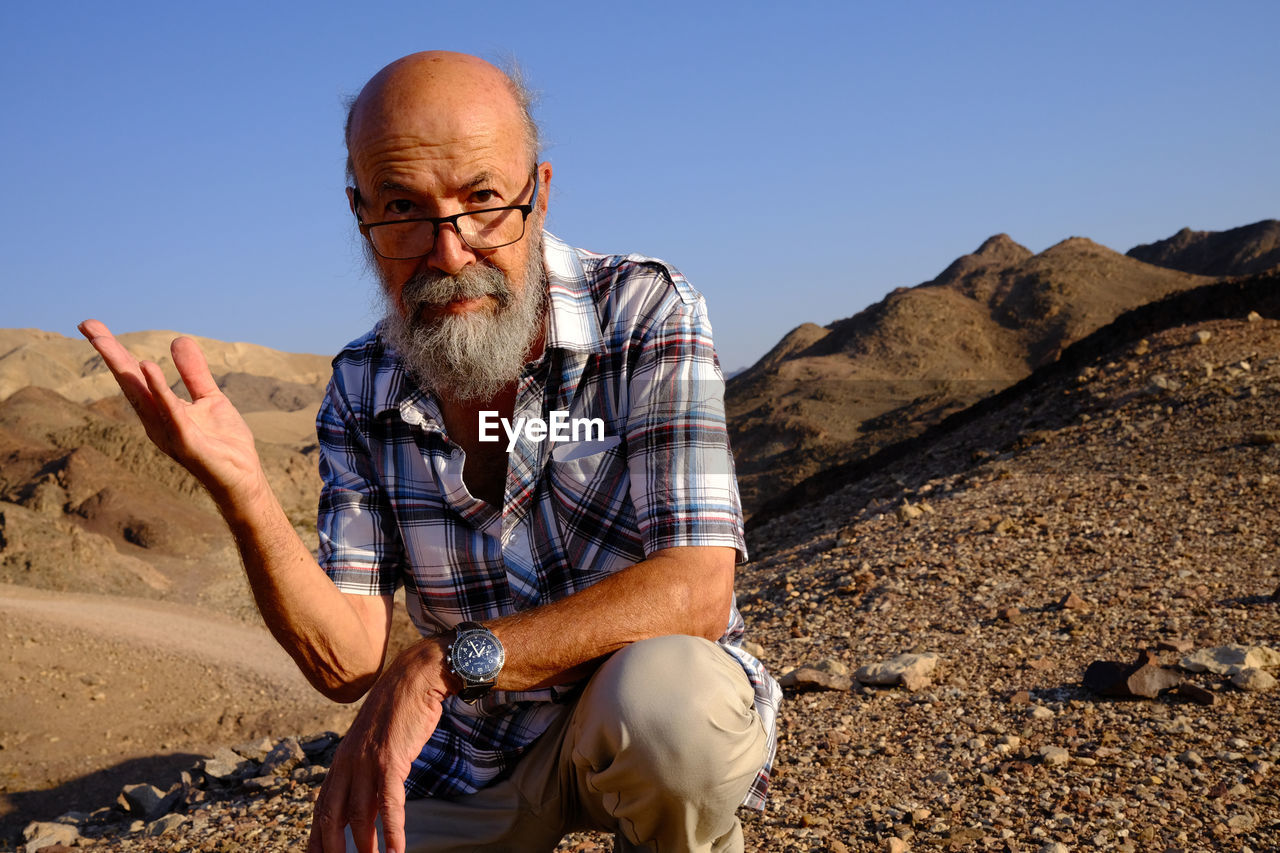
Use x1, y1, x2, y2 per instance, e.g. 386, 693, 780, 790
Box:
307, 638, 453, 853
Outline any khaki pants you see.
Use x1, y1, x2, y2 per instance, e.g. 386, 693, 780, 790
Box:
345, 635, 769, 852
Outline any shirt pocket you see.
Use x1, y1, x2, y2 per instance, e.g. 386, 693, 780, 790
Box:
545, 436, 642, 574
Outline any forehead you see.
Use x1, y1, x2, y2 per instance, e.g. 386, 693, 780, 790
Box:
349, 76, 529, 195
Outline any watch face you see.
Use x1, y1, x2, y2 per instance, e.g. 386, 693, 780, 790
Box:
453, 630, 505, 681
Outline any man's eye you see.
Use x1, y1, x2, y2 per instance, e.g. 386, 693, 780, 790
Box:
386, 200, 416, 216
470, 190, 498, 205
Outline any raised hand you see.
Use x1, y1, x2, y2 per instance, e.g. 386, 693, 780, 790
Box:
77, 319, 265, 503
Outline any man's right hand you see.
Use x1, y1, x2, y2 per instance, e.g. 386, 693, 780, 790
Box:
77, 319, 265, 503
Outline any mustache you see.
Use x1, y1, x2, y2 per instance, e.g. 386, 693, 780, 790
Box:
400, 264, 513, 313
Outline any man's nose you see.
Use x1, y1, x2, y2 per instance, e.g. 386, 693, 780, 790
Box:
424, 222, 476, 276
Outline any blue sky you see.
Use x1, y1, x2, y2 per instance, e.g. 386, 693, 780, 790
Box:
4, 1, 1277, 372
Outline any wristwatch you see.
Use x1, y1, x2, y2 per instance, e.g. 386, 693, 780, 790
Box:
447, 621, 505, 703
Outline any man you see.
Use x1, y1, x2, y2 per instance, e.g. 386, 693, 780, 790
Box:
80, 51, 778, 853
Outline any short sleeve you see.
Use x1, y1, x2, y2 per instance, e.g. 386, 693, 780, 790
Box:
315, 376, 405, 596
621, 282, 748, 563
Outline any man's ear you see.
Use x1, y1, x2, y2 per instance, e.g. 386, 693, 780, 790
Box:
536, 161, 553, 218
346, 186, 358, 217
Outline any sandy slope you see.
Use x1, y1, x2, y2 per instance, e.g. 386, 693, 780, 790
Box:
0, 585, 355, 833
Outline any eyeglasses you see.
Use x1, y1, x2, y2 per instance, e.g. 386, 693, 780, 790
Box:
352, 175, 538, 260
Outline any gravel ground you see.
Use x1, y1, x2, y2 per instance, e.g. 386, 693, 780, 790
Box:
12, 315, 1280, 852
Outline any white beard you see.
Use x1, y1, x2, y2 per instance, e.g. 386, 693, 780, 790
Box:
377, 230, 546, 403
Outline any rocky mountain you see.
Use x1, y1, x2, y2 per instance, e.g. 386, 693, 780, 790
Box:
727, 232, 1216, 516
1127, 219, 1280, 277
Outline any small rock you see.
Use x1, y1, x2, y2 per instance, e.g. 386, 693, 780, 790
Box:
740, 640, 765, 658
21, 822, 80, 852
117, 782, 178, 820
997, 606, 1022, 623
1178, 750, 1204, 767
855, 653, 939, 691
926, 770, 954, 784
949, 827, 985, 845
1174, 682, 1216, 706
144, 813, 187, 837
813, 658, 851, 677
1227, 812, 1256, 831
1039, 843, 1070, 853
896, 503, 924, 523
300, 731, 340, 758
293, 765, 328, 784
233, 736, 275, 762
885, 839, 910, 853
1030, 705, 1055, 720
779, 666, 852, 692
1247, 431, 1280, 446
1083, 651, 1182, 699
1181, 644, 1280, 675
1127, 660, 1184, 698
1194, 330, 1212, 345
202, 746, 252, 782
262, 736, 306, 776
243, 775, 286, 791
1058, 591, 1089, 611
1247, 310, 1262, 322
1039, 746, 1070, 766
1155, 638, 1195, 653
1230, 668, 1277, 692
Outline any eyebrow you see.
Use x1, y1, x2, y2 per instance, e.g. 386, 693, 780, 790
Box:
375, 172, 502, 196
376, 179, 419, 194
461, 172, 497, 191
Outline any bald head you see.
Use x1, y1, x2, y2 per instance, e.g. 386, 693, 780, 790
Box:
344, 51, 540, 183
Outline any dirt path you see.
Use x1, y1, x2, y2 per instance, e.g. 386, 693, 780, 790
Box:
0, 584, 355, 834
0, 584, 305, 683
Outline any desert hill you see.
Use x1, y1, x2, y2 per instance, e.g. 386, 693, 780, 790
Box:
752, 267, 1280, 526
0, 329, 332, 407
1127, 218, 1280, 277
0, 330, 330, 619
728, 230, 1220, 515
13, 277, 1280, 851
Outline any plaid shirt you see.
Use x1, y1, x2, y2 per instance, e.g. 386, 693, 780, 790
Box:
316, 232, 780, 809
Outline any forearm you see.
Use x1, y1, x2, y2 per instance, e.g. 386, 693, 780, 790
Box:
217, 469, 388, 702
76, 321, 388, 702
486, 545, 735, 693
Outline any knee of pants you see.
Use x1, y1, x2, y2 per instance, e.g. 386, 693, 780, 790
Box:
575, 635, 760, 796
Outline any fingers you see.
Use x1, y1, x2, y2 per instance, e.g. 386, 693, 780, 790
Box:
346, 776, 381, 853
138, 360, 187, 437
78, 319, 156, 417
309, 771, 358, 853
171, 336, 222, 400
379, 780, 408, 853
